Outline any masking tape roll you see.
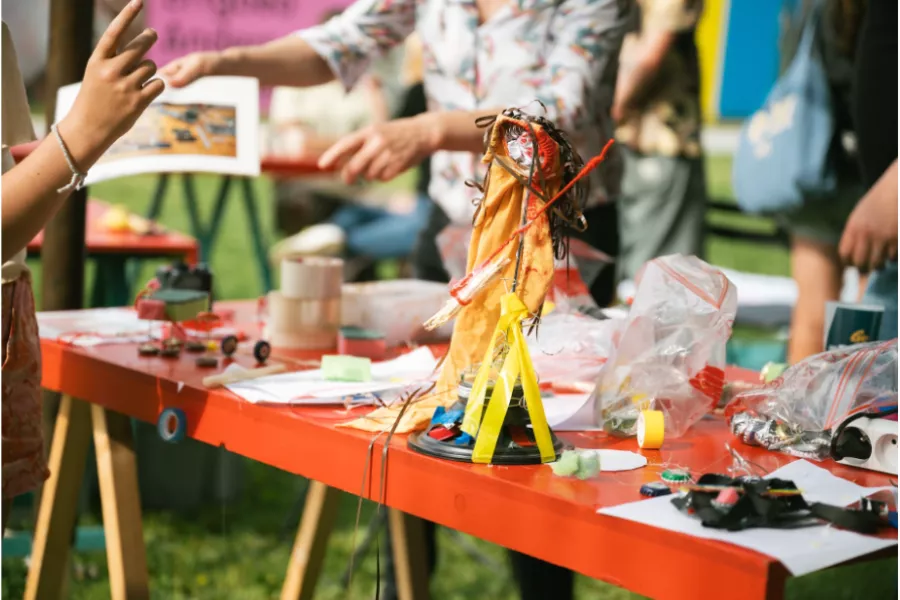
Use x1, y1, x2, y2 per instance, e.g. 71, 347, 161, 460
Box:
158, 407, 186, 443
637, 410, 665, 449
280, 257, 343, 300
268, 291, 341, 332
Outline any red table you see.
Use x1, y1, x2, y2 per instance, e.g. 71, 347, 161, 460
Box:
27, 198, 199, 264
30, 301, 897, 600
27, 198, 198, 308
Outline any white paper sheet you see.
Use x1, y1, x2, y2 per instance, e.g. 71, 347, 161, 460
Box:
542, 392, 600, 431
226, 347, 439, 406
55, 76, 260, 184
38, 308, 159, 346
594, 449, 647, 471
597, 460, 897, 576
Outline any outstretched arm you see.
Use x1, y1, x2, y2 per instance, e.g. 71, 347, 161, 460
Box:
162, 0, 417, 89
2, 1, 164, 261
318, 0, 634, 184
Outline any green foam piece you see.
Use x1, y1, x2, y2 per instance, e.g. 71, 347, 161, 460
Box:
575, 452, 601, 480
550, 450, 580, 477
321, 355, 372, 382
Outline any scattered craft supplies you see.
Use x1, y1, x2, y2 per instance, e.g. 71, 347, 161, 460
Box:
726, 339, 898, 461
341, 279, 453, 346
38, 308, 161, 346
598, 460, 896, 576
225, 347, 438, 406
591, 254, 738, 441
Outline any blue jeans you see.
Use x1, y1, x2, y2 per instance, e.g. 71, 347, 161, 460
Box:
330, 195, 431, 260
862, 261, 899, 340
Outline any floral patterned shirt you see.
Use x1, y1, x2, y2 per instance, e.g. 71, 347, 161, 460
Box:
299, 0, 634, 225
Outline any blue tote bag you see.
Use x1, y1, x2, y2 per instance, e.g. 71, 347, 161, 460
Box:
732, 1, 836, 214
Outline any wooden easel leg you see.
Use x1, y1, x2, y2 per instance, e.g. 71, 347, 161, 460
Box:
25, 396, 92, 600
92, 405, 149, 599
387, 509, 430, 600
280, 481, 342, 600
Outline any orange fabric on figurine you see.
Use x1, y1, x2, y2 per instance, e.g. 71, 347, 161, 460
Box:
341, 107, 608, 435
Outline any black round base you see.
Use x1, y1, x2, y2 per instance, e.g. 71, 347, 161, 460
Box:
408, 426, 566, 465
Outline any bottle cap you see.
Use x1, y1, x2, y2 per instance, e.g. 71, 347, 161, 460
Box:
661, 469, 691, 483
640, 482, 672, 497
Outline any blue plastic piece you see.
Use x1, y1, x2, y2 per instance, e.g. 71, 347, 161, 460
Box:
157, 407, 187, 443
888, 511, 897, 529
454, 433, 474, 446
435, 408, 464, 427
430, 406, 446, 426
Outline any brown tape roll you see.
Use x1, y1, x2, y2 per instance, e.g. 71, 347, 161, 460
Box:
280, 257, 343, 300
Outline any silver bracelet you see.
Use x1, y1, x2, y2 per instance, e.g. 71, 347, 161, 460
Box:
51, 123, 88, 193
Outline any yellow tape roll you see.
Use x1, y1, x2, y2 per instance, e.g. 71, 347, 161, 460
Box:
637, 410, 665, 449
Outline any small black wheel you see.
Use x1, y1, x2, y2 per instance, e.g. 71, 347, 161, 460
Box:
221, 335, 239, 357
253, 340, 271, 363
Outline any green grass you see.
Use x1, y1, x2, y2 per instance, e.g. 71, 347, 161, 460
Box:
3, 157, 896, 599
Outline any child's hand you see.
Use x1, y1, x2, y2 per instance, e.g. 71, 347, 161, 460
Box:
60, 0, 165, 165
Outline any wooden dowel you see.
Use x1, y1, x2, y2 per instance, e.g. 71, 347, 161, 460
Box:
203, 364, 288, 388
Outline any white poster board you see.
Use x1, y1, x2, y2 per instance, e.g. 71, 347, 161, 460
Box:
54, 76, 260, 183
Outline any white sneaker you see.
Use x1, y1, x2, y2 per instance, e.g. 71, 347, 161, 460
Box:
270, 223, 346, 263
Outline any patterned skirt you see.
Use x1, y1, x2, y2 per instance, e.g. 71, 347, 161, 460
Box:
2, 272, 49, 498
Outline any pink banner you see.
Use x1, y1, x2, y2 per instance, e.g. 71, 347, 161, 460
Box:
147, 0, 353, 108
147, 0, 351, 65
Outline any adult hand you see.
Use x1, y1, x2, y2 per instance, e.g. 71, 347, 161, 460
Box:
159, 51, 220, 88
318, 114, 441, 184
61, 0, 165, 165
839, 161, 899, 273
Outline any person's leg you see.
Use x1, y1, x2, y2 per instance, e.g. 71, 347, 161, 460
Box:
344, 196, 432, 259
787, 237, 845, 363
380, 519, 437, 600
330, 203, 388, 231
509, 551, 575, 600
411, 200, 452, 283
616, 148, 707, 281
572, 200, 620, 307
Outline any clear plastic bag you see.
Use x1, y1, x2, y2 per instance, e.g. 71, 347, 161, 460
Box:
527, 311, 619, 388
590, 254, 738, 438
726, 340, 898, 436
